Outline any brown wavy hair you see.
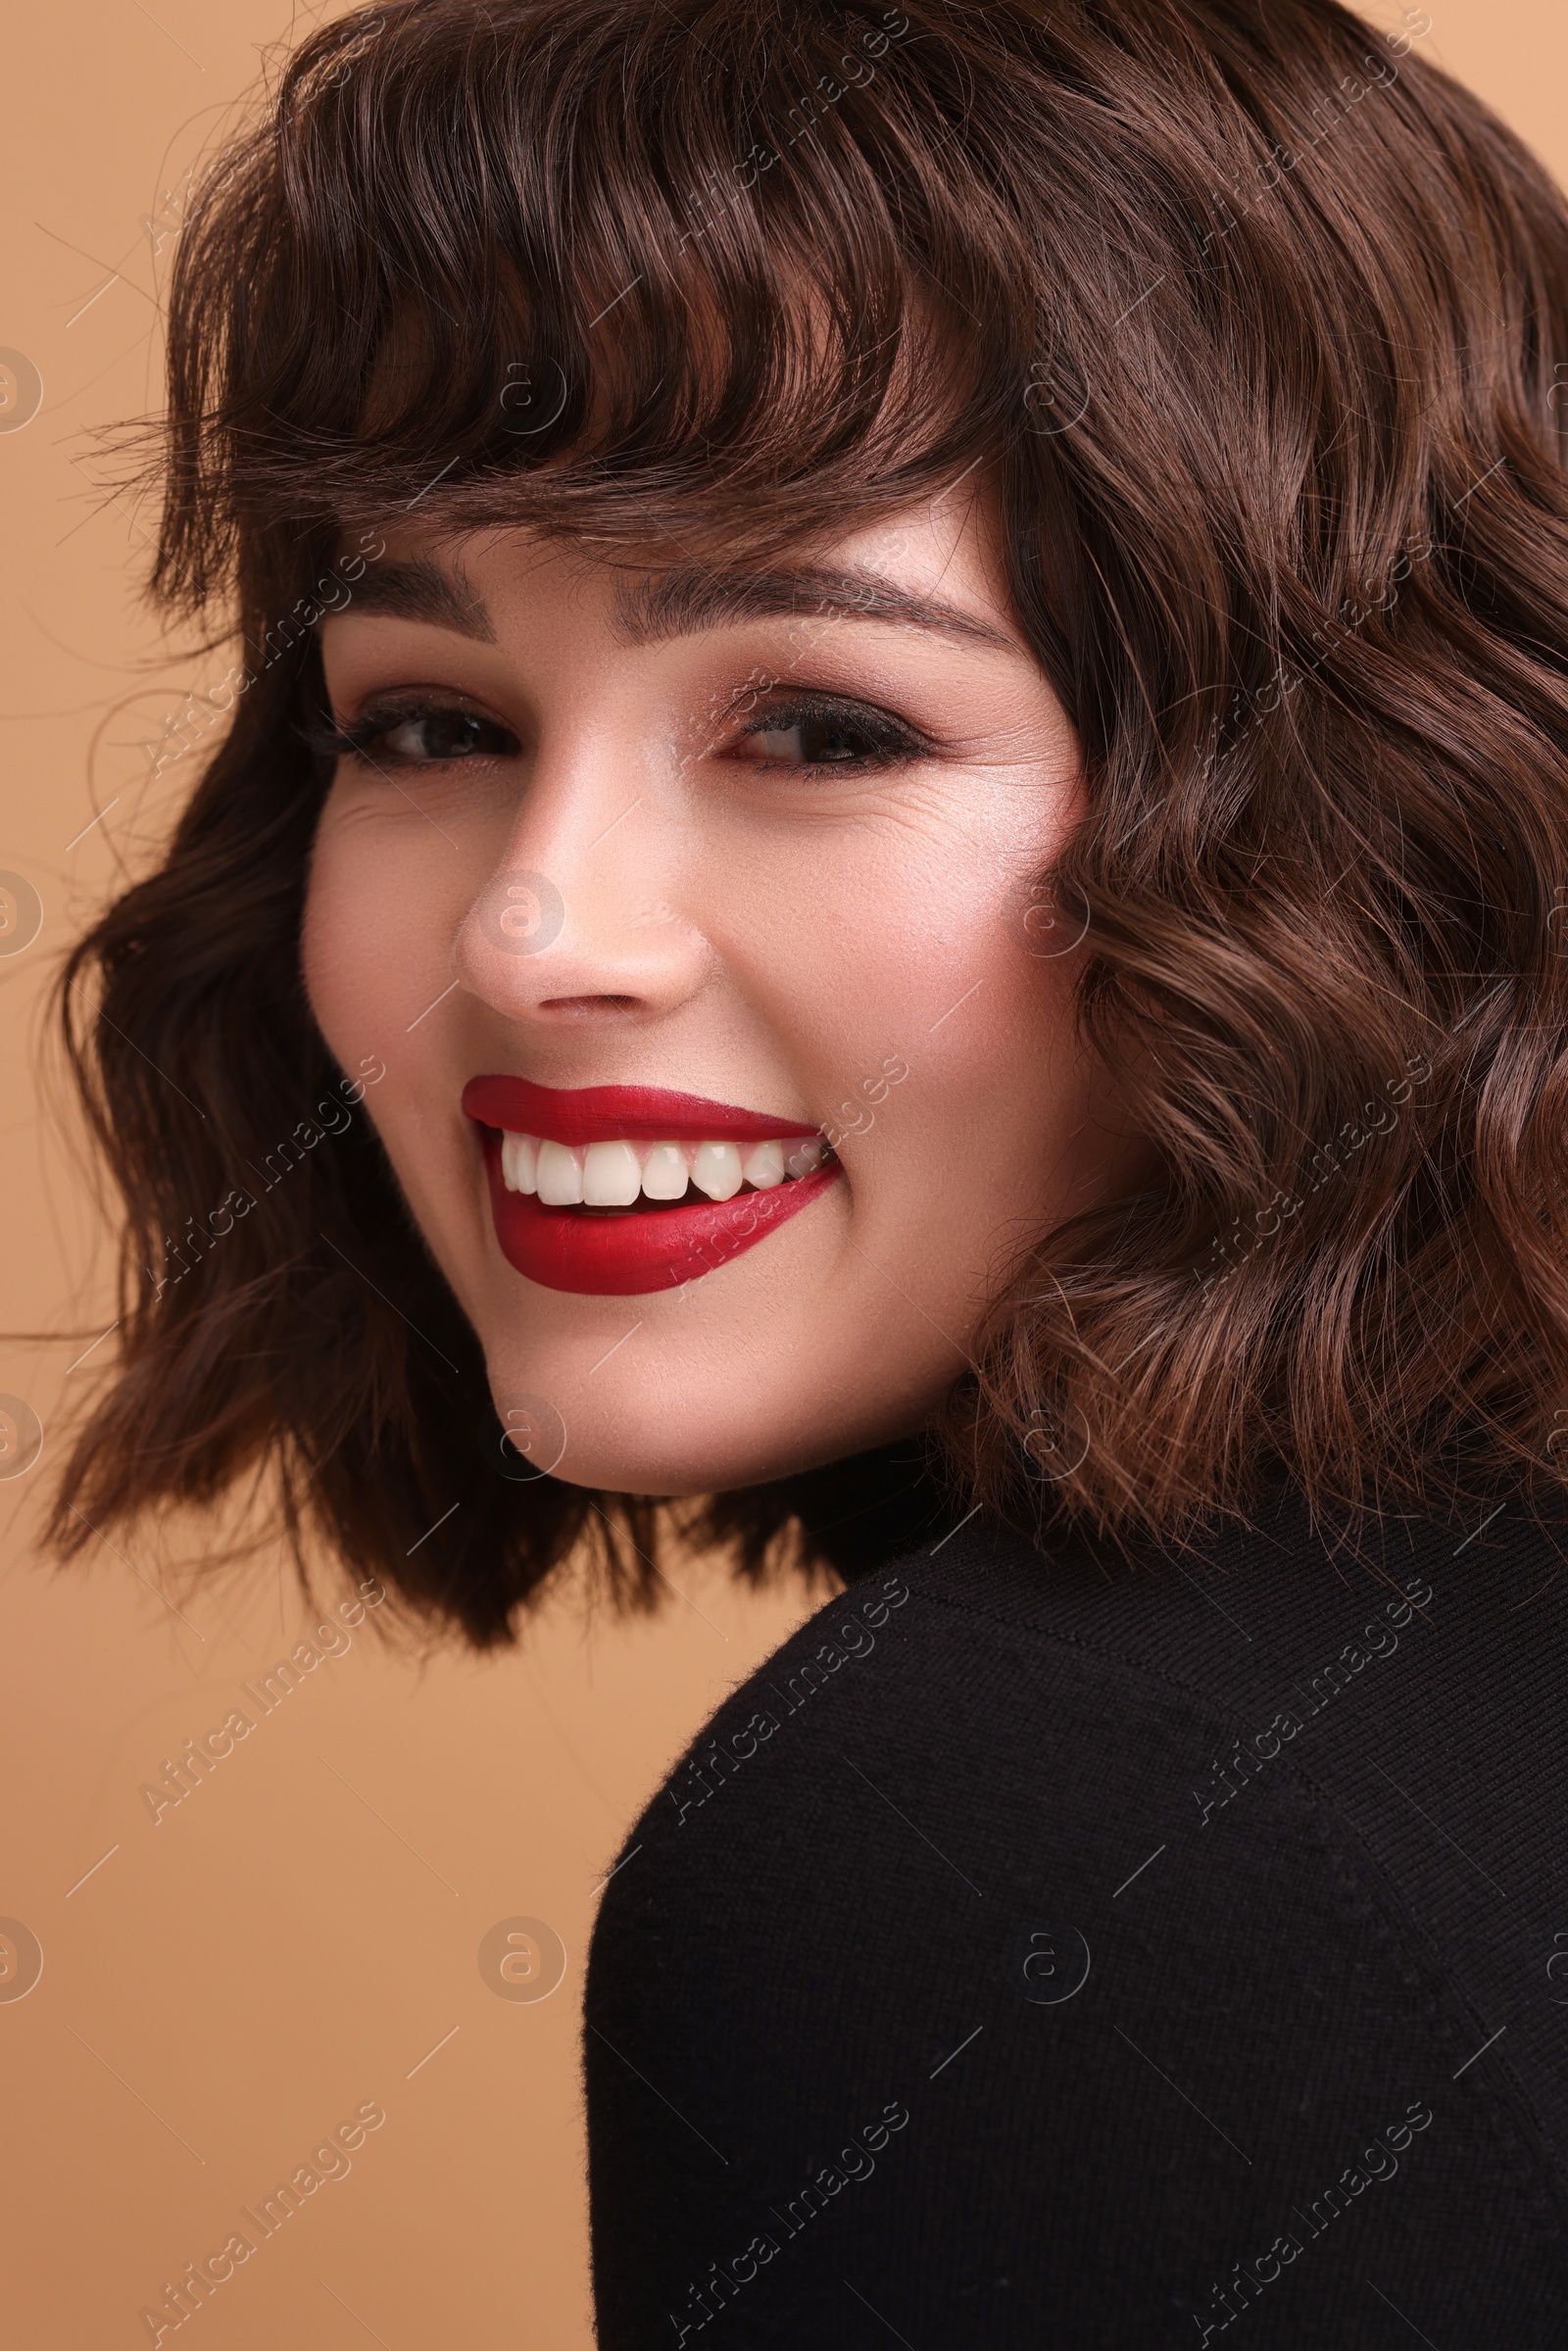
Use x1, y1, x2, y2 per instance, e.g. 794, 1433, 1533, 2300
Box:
51, 0, 1568, 1642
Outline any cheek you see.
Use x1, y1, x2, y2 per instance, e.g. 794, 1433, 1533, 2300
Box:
729, 787, 1085, 1214
301, 797, 458, 1061
301, 808, 377, 1060
863, 946, 1086, 1255
300, 806, 486, 1293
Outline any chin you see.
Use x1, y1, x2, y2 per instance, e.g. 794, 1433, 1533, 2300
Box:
544, 1419, 841, 1500
487, 1372, 928, 1500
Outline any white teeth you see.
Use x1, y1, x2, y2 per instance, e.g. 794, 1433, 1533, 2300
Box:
640, 1142, 690, 1201
692, 1141, 744, 1200
501, 1132, 538, 1194
535, 1138, 584, 1204
583, 1139, 643, 1206
742, 1141, 786, 1190
498, 1127, 831, 1205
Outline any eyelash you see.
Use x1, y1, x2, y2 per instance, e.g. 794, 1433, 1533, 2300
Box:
304, 700, 518, 769
720, 691, 932, 773
308, 689, 932, 775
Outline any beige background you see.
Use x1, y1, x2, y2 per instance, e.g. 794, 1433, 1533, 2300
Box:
2, 3, 1562, 2341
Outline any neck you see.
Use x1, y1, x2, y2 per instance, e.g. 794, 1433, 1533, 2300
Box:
772, 1435, 959, 1583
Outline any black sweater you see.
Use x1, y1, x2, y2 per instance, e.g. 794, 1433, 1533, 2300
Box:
583, 1480, 1568, 2345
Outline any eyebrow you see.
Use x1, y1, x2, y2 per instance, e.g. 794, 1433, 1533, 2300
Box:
333, 556, 497, 642
335, 554, 1016, 652
611, 563, 1018, 652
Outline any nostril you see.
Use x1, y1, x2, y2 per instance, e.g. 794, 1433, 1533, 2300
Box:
537, 994, 645, 1015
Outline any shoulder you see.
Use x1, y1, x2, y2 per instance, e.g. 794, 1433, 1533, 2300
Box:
584, 1501, 1568, 2345
597, 1507, 1442, 1943
647, 1497, 1427, 1842
653, 1532, 1233, 1848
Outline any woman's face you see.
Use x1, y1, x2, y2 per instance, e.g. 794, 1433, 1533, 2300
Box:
304, 489, 1123, 1494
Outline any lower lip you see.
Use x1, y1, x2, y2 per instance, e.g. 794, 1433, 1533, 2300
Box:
475, 1131, 841, 1296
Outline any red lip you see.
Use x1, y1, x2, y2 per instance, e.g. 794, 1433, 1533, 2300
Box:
462, 1078, 840, 1298
462, 1076, 815, 1146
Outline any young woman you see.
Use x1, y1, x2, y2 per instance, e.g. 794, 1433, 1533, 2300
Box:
56, 0, 1568, 2337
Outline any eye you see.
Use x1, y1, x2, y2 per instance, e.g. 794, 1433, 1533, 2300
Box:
726, 693, 929, 773
318, 700, 520, 767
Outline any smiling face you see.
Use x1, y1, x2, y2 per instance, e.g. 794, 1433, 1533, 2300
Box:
302, 488, 1124, 1496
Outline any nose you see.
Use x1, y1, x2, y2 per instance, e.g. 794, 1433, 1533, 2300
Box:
451, 734, 711, 1025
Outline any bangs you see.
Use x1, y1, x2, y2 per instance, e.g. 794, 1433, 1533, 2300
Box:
155, 0, 1038, 605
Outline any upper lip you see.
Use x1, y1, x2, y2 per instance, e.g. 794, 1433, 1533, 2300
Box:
461, 1076, 821, 1146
